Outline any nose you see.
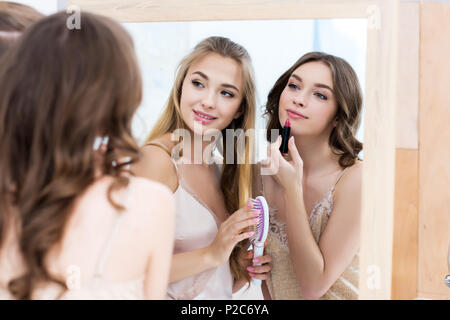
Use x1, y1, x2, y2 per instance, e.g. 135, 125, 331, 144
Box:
201, 89, 216, 110
293, 90, 306, 107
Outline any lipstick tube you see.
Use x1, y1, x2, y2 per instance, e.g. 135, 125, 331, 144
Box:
279, 119, 291, 154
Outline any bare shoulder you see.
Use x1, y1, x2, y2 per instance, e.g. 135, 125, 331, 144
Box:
127, 176, 175, 221
125, 176, 175, 246
131, 176, 175, 200
334, 160, 363, 208
339, 160, 362, 189
131, 134, 178, 192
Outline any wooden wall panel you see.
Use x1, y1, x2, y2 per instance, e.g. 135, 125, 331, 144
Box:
359, 0, 398, 300
392, 148, 418, 299
391, 1, 420, 300
67, 0, 375, 22
396, 1, 419, 149
418, 1, 450, 298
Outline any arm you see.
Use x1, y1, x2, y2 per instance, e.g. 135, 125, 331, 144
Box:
131, 144, 178, 192
169, 205, 258, 283
283, 163, 361, 299
133, 144, 262, 285
268, 137, 361, 299
169, 247, 219, 283
143, 183, 176, 299
261, 280, 272, 300
133, 144, 209, 283
133, 145, 213, 283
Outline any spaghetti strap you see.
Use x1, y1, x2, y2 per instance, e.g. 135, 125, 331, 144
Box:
144, 141, 179, 173
334, 166, 349, 188
93, 189, 131, 282
144, 141, 171, 157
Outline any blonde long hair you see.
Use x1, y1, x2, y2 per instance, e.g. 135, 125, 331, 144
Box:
147, 36, 256, 283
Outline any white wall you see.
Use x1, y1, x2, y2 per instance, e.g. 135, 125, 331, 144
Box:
124, 19, 367, 161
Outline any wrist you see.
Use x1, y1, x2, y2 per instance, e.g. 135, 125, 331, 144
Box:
203, 245, 221, 269
283, 180, 303, 196
283, 183, 303, 206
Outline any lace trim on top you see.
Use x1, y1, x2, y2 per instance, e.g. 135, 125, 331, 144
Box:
176, 174, 222, 228
267, 167, 348, 251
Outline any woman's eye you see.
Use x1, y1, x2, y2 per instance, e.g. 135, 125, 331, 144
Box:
288, 83, 299, 90
192, 80, 204, 88
315, 92, 327, 100
221, 90, 234, 98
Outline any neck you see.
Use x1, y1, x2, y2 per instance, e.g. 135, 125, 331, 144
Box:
293, 130, 340, 177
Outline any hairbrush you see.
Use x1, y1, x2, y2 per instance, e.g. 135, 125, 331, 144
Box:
248, 196, 269, 286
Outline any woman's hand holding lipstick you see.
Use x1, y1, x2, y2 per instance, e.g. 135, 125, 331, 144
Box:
267, 135, 304, 191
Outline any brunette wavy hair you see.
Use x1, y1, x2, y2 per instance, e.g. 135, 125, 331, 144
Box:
0, 1, 44, 57
0, 11, 142, 299
265, 52, 363, 167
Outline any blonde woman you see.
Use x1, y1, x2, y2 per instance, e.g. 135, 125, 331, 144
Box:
133, 36, 271, 299
256, 52, 363, 300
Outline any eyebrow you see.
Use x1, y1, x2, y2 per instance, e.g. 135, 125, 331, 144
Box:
290, 74, 334, 93
191, 71, 240, 93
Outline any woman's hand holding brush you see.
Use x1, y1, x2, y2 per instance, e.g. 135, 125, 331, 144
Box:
206, 202, 260, 267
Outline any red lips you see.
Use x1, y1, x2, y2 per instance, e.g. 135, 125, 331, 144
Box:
287, 109, 308, 120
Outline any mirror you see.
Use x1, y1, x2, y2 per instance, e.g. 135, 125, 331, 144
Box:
122, 18, 367, 299
124, 19, 367, 161
68, 0, 399, 300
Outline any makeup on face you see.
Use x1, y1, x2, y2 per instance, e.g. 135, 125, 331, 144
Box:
179, 53, 243, 134
278, 62, 339, 140
279, 119, 291, 154
286, 108, 309, 120
193, 109, 217, 125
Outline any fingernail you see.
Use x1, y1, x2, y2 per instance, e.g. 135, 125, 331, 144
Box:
253, 258, 259, 263
249, 272, 255, 277
247, 201, 253, 209
252, 210, 261, 216
247, 266, 254, 271
248, 231, 255, 237
252, 218, 259, 224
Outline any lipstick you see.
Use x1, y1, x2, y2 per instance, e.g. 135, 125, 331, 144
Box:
279, 119, 291, 154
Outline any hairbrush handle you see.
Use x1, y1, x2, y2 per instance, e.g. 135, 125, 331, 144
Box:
251, 242, 265, 287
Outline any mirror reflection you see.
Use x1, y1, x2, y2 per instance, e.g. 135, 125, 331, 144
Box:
124, 19, 367, 160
